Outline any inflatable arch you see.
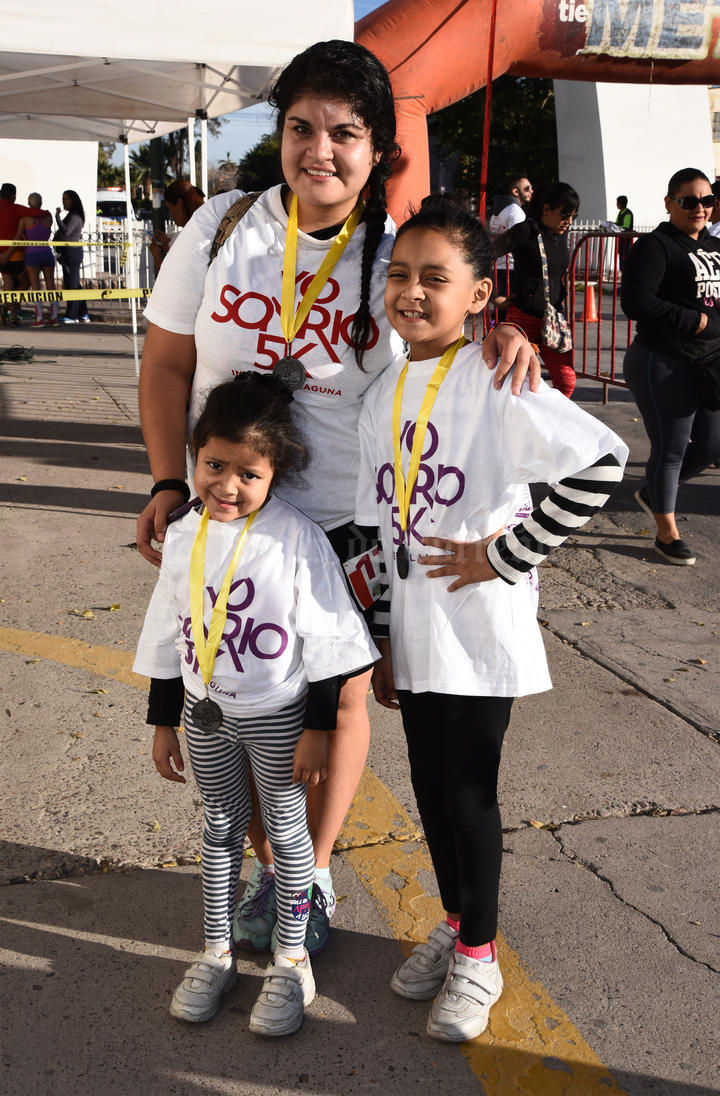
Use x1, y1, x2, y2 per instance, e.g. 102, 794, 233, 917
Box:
356, 0, 720, 223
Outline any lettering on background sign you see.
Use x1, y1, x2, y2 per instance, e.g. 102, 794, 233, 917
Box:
577, 0, 720, 59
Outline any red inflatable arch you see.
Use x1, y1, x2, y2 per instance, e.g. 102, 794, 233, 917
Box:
356, 0, 720, 223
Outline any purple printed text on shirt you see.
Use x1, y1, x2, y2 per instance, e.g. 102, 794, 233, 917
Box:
375, 420, 465, 545
180, 575, 288, 674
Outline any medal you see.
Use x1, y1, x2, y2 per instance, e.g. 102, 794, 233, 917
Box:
189, 507, 259, 727
396, 543, 410, 579
391, 336, 466, 575
191, 694, 224, 733
273, 355, 306, 391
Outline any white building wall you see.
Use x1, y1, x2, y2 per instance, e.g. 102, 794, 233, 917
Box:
554, 81, 715, 227
0, 140, 98, 233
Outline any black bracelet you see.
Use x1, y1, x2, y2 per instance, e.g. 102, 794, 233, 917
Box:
151, 478, 190, 502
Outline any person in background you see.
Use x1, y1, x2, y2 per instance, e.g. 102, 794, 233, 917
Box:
54, 190, 89, 324
500, 181, 580, 398
707, 180, 720, 239
616, 194, 634, 270
0, 183, 51, 325
488, 174, 533, 305
17, 193, 58, 326
621, 167, 720, 566
149, 181, 205, 273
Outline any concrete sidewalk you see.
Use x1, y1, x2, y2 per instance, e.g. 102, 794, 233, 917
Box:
1, 324, 718, 1096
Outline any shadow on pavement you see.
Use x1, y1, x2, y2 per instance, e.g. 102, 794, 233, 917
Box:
1, 483, 147, 515
0, 856, 716, 1096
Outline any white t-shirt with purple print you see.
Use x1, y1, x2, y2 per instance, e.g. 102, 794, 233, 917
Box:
355, 341, 627, 698
134, 496, 378, 717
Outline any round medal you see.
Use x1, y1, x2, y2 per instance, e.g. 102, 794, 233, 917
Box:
273, 356, 306, 392
396, 543, 410, 580
191, 696, 224, 733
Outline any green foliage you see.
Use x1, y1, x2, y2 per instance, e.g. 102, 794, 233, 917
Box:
236, 133, 283, 192
428, 77, 558, 206
97, 143, 124, 188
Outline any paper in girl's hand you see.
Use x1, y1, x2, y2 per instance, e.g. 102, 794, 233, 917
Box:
343, 545, 386, 611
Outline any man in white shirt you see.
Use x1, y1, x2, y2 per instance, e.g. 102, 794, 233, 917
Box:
487, 174, 533, 297
708, 180, 720, 238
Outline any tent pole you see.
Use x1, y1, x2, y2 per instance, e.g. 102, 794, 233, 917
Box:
123, 141, 140, 378
200, 117, 208, 197
188, 117, 197, 185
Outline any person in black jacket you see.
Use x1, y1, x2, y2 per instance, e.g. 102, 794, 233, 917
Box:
621, 167, 720, 566
501, 182, 580, 398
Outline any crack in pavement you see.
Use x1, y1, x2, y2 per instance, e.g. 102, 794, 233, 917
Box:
503, 804, 720, 833
548, 826, 720, 977
541, 622, 719, 746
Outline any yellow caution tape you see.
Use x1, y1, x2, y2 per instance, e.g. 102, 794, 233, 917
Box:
0, 288, 151, 303
0, 239, 132, 248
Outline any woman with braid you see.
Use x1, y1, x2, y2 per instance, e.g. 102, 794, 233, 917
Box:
136, 40, 539, 961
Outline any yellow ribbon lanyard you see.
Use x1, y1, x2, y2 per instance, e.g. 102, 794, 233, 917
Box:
189, 508, 259, 692
280, 193, 364, 349
392, 335, 467, 541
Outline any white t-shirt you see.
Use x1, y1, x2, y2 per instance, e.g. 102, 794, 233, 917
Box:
488, 201, 525, 237
133, 496, 378, 717
355, 342, 626, 698
707, 221, 720, 238
144, 186, 404, 530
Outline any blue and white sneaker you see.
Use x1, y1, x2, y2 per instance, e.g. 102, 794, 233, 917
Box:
232, 867, 276, 951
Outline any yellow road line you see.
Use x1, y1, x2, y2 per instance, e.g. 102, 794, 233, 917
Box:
1, 626, 625, 1094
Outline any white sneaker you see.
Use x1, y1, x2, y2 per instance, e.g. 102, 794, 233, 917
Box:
391, 921, 458, 1000
169, 948, 237, 1022
427, 950, 503, 1042
249, 953, 315, 1037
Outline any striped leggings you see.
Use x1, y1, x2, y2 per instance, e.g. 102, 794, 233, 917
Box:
184, 693, 314, 950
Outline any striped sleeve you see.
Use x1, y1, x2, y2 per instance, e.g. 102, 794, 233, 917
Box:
486, 453, 624, 585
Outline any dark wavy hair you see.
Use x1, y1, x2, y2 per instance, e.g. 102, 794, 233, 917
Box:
192, 373, 309, 484
269, 39, 401, 369
63, 189, 85, 223
395, 195, 494, 282
529, 182, 579, 221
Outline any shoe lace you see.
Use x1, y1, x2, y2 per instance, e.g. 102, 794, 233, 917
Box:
239, 871, 275, 918
309, 884, 328, 922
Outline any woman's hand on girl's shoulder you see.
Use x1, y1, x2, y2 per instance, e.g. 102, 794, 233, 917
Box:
152, 726, 186, 783
418, 531, 504, 591
482, 323, 541, 394
292, 729, 329, 786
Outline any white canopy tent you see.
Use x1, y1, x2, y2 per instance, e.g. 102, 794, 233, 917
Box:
0, 0, 354, 367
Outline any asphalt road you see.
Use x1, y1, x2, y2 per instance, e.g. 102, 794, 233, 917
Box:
0, 323, 718, 1096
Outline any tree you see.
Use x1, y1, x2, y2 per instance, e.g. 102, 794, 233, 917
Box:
236, 133, 283, 192
428, 77, 558, 208
97, 143, 124, 187
128, 118, 225, 188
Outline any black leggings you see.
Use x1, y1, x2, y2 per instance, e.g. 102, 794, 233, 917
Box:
396, 691, 513, 947
623, 341, 720, 513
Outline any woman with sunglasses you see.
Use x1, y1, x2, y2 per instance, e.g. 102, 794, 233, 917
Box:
621, 167, 720, 566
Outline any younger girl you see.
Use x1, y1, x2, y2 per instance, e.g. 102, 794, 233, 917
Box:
134, 373, 377, 1036
355, 197, 628, 1042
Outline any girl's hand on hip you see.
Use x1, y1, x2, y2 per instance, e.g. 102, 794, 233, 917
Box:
482, 324, 541, 394
419, 530, 504, 591
152, 726, 186, 783
293, 729, 329, 786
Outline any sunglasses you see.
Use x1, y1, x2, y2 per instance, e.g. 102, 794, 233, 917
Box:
669, 194, 715, 211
